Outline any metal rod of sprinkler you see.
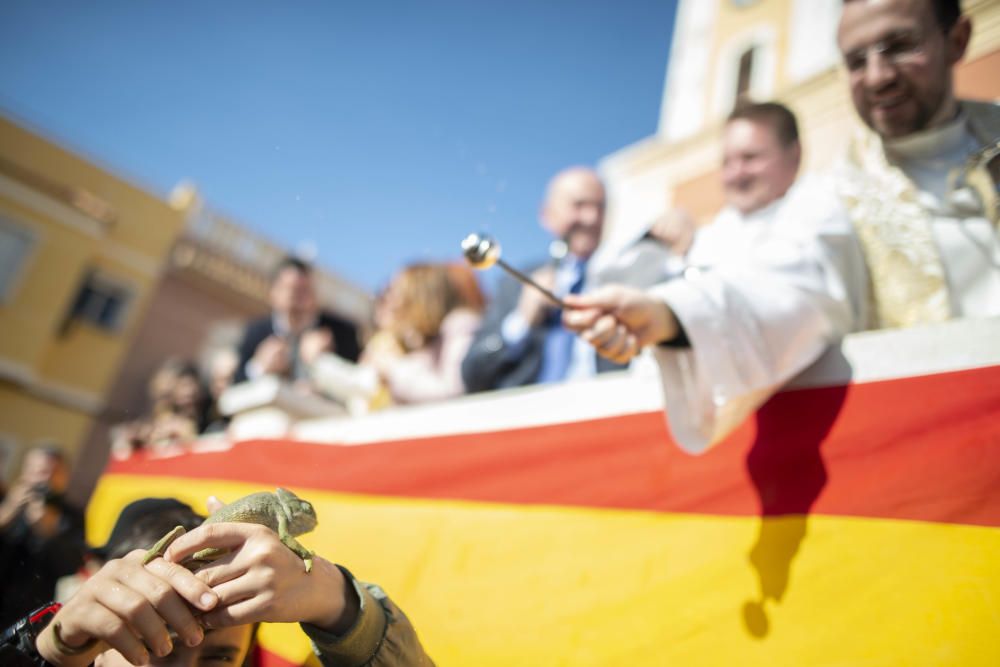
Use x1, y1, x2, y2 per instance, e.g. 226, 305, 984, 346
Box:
494, 258, 565, 307
461, 232, 567, 308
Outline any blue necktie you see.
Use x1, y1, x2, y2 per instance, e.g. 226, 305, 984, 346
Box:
537, 261, 585, 384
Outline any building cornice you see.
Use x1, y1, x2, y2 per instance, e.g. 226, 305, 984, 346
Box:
0, 357, 104, 415
0, 157, 116, 226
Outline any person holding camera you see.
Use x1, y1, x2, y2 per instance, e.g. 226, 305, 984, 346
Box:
0, 445, 86, 628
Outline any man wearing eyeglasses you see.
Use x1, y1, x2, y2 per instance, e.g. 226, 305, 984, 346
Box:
836, 0, 999, 328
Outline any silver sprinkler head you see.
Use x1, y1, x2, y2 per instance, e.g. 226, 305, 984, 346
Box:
461, 232, 502, 270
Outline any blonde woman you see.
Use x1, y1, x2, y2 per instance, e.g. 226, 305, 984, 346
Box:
361, 263, 484, 405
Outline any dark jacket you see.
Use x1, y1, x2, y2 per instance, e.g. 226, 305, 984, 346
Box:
0, 497, 85, 629
234, 311, 361, 384
461, 263, 621, 392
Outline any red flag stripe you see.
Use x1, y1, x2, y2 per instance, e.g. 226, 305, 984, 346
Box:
108, 365, 1000, 527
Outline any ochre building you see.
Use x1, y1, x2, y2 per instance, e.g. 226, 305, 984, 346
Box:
0, 114, 186, 477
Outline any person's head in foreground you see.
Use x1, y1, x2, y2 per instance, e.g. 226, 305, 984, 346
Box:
31, 495, 360, 667
837, 0, 971, 139
48, 499, 250, 667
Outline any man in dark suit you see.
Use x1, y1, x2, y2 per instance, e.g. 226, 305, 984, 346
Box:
462, 166, 620, 392
234, 257, 360, 384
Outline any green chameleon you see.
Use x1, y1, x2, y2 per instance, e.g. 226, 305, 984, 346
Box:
143, 487, 319, 572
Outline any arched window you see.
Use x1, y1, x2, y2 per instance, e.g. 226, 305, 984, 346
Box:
712, 25, 776, 116
735, 46, 757, 107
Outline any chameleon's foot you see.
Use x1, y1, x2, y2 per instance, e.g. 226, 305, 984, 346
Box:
143, 525, 187, 565
278, 532, 315, 573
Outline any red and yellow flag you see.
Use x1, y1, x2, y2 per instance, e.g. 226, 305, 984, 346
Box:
89, 363, 1000, 666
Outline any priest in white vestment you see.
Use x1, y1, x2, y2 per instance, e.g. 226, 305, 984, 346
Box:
564, 0, 999, 454
568, 103, 870, 452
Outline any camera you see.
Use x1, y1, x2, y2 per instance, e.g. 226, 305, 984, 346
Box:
30, 483, 64, 508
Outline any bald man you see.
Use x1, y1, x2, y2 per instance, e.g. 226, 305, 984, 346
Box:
462, 167, 622, 392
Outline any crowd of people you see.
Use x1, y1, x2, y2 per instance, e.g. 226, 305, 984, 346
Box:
2, 0, 997, 664
102, 1, 996, 460
103, 159, 699, 459
104, 153, 699, 460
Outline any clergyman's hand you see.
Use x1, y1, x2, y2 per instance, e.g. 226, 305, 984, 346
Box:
562, 285, 678, 364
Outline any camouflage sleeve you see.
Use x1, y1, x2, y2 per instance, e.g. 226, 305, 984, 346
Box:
300, 568, 434, 667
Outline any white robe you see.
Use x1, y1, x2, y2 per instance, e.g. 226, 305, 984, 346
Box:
647, 114, 1000, 454
647, 176, 868, 453
883, 115, 1000, 316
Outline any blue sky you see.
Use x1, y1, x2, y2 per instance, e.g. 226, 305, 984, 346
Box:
0, 1, 677, 293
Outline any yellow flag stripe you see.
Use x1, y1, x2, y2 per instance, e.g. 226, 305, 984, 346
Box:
90, 474, 1000, 666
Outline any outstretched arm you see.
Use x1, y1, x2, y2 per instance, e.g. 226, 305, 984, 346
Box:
562, 285, 681, 364
561, 183, 864, 453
